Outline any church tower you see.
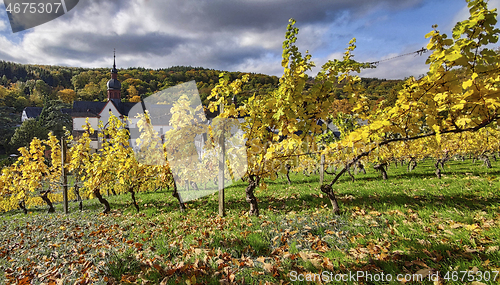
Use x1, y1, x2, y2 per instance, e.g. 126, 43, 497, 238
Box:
107, 50, 121, 100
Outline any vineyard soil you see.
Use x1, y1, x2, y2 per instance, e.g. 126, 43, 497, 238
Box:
0, 159, 499, 284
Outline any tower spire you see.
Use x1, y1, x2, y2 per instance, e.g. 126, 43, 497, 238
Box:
107, 49, 121, 100
111, 49, 118, 74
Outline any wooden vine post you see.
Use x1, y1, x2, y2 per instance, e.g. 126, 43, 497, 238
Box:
319, 154, 325, 184
61, 137, 68, 214
218, 102, 225, 217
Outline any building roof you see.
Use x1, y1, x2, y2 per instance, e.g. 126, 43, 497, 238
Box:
72, 101, 107, 117
72, 100, 139, 118
61, 108, 72, 114
110, 99, 136, 116
25, 99, 169, 123
23, 107, 43, 118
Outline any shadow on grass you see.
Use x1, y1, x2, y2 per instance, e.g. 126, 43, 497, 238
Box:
344, 241, 495, 284
264, 175, 321, 185
341, 192, 500, 212
318, 166, 500, 184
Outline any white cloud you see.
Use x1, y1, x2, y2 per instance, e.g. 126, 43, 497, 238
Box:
0, 18, 6, 32
324, 52, 344, 61
239, 28, 283, 50
234, 56, 284, 76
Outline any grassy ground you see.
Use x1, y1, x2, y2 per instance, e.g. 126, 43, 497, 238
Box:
0, 158, 499, 284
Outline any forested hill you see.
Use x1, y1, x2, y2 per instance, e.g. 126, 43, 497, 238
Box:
0, 60, 280, 112
0, 60, 403, 112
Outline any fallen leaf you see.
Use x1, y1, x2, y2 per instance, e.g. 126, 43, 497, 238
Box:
415, 268, 434, 279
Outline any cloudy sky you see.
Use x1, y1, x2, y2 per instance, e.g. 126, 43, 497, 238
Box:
0, 0, 499, 79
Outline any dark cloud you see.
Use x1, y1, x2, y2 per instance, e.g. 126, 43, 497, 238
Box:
36, 32, 186, 61
142, 0, 424, 33
58, 0, 425, 34
201, 45, 269, 67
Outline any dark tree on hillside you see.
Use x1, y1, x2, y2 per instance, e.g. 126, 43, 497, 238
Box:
9, 119, 48, 153
38, 100, 72, 139
0, 106, 20, 154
